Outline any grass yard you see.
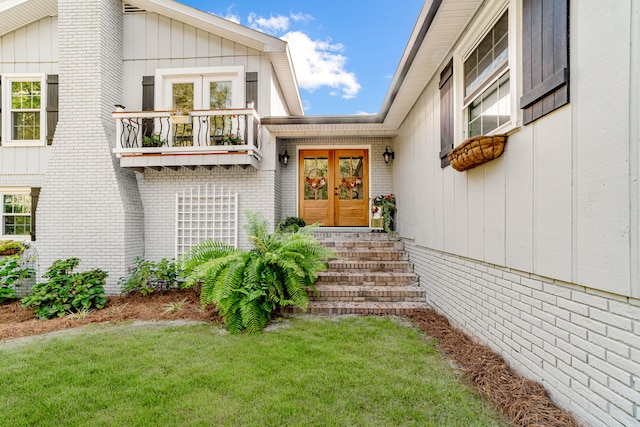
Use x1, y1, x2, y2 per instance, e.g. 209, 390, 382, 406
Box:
0, 316, 510, 427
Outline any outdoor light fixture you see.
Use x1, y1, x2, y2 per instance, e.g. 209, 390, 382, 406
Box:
383, 146, 395, 165
279, 148, 290, 168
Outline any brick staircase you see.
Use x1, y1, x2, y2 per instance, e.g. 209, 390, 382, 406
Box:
299, 230, 428, 315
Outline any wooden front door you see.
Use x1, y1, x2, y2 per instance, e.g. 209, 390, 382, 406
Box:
299, 149, 369, 226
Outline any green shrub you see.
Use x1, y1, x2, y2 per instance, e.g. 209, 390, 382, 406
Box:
118, 257, 180, 295
0, 240, 27, 255
181, 211, 336, 334
0, 255, 35, 303
279, 216, 306, 232
21, 258, 107, 319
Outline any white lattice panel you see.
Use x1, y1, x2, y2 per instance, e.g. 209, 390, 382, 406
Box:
175, 184, 238, 258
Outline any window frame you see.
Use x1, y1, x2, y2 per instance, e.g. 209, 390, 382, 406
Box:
453, 0, 520, 143
0, 187, 32, 241
1, 74, 47, 147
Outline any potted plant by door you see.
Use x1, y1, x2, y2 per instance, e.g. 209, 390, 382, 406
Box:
370, 194, 396, 233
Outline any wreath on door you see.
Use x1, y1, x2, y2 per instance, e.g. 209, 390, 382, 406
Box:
305, 168, 327, 189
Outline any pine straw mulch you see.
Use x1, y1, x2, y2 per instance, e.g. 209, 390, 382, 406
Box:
409, 308, 579, 427
0, 288, 220, 342
1, 293, 578, 426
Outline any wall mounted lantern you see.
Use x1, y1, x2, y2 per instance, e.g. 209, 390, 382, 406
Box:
279, 148, 290, 168
382, 146, 395, 165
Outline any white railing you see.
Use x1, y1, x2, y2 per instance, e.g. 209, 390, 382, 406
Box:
112, 108, 262, 161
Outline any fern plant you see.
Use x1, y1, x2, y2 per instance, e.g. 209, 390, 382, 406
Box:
181, 211, 336, 334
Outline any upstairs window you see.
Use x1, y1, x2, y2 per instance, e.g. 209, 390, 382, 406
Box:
1, 75, 46, 146
463, 11, 511, 137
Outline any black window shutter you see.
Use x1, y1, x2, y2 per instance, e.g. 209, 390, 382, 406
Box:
142, 76, 155, 137
46, 74, 58, 145
520, 0, 569, 124
30, 187, 41, 241
245, 72, 258, 108
439, 60, 453, 167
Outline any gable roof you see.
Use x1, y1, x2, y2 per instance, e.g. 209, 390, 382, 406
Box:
0, 0, 304, 116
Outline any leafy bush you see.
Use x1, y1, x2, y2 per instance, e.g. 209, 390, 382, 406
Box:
0, 240, 27, 255
0, 255, 35, 303
21, 258, 108, 319
118, 257, 180, 295
182, 211, 336, 334
279, 216, 306, 232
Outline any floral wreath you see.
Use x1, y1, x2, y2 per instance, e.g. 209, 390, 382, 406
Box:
305, 168, 327, 190
340, 176, 362, 189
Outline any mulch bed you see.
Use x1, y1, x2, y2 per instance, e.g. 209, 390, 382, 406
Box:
409, 309, 579, 427
1, 292, 578, 426
0, 288, 220, 342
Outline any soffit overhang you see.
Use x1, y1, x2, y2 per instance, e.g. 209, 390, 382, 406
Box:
263, 0, 483, 137
0, 0, 57, 36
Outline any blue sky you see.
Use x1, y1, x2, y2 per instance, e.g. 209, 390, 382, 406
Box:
181, 1, 424, 116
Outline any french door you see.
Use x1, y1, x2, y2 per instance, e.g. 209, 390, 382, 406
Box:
299, 149, 369, 226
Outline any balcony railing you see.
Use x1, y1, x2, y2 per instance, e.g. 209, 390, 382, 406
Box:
112, 109, 262, 169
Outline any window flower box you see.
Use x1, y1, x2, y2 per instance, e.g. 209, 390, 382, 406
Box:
448, 134, 507, 172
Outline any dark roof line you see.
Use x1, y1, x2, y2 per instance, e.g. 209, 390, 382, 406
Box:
262, 0, 442, 126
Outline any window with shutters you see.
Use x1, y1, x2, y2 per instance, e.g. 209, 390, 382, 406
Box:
462, 10, 512, 138
1, 74, 47, 146
520, 0, 569, 124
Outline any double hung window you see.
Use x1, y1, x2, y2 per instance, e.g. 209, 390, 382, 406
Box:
463, 11, 510, 138
2, 192, 31, 238
1, 75, 46, 146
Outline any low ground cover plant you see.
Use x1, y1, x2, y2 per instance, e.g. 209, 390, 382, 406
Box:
118, 257, 180, 295
0, 255, 35, 303
181, 211, 336, 334
21, 258, 107, 319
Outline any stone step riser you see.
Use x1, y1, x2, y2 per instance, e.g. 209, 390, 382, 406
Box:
312, 287, 425, 302
285, 303, 425, 316
322, 242, 405, 251
313, 232, 397, 241
328, 261, 413, 271
334, 252, 408, 261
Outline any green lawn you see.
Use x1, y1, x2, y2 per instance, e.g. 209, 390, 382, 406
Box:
0, 317, 510, 427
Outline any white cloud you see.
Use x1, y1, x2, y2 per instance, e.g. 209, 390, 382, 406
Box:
211, 6, 241, 24
248, 13, 290, 35
281, 31, 361, 99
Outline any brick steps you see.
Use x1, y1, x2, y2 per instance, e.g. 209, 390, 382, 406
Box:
328, 260, 413, 273
299, 301, 427, 316
312, 285, 426, 302
296, 231, 428, 315
317, 271, 419, 286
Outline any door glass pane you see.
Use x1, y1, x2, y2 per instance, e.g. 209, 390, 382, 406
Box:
209, 82, 233, 143
172, 83, 194, 112
303, 157, 328, 200
338, 156, 364, 200
210, 82, 231, 108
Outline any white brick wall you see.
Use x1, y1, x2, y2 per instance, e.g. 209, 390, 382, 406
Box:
137, 167, 276, 260
35, 0, 144, 294
405, 240, 640, 426
278, 137, 394, 220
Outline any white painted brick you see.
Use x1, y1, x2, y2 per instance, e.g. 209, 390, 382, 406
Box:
571, 289, 609, 310
590, 307, 633, 332
609, 300, 640, 320
591, 379, 635, 415
570, 334, 606, 360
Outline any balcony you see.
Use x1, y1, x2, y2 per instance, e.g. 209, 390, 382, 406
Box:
112, 109, 262, 170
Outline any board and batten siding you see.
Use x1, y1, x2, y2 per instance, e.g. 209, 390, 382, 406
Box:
393, 1, 639, 298
121, 12, 273, 113
0, 16, 58, 179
